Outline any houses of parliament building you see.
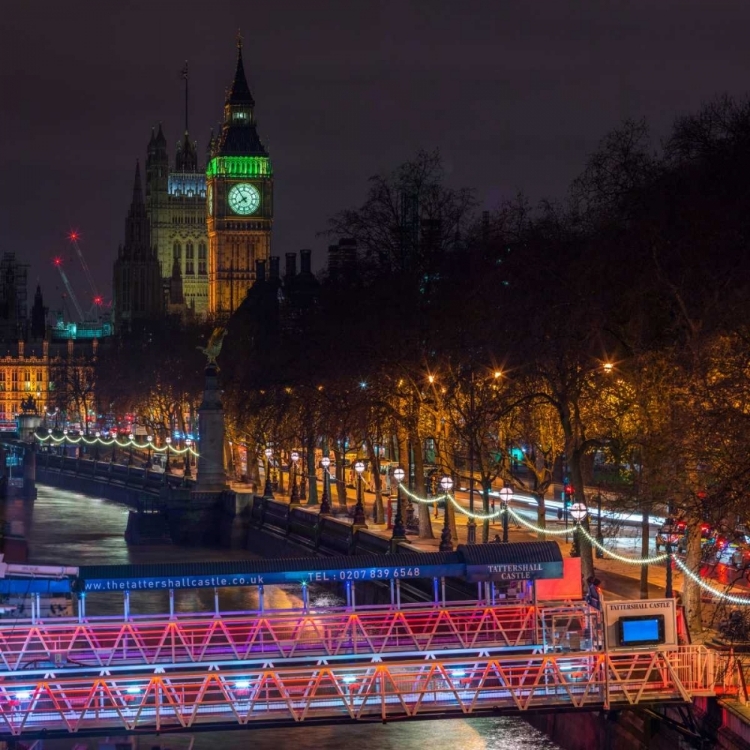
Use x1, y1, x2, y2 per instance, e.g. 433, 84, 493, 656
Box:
113, 36, 274, 329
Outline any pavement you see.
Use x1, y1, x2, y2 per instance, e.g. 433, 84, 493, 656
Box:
248, 475, 682, 602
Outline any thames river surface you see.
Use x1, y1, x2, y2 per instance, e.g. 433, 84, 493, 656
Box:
15, 485, 560, 750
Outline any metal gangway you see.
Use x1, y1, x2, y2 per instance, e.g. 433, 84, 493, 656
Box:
0, 545, 721, 738
0, 643, 716, 738
0, 601, 597, 672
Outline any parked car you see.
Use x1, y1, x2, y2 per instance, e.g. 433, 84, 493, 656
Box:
655, 519, 687, 552
655, 520, 714, 554
731, 541, 750, 568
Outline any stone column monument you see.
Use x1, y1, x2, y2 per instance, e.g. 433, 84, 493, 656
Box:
195, 328, 228, 493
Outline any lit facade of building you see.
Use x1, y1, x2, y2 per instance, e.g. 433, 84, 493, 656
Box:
145, 126, 209, 316
0, 341, 49, 423
0, 339, 97, 428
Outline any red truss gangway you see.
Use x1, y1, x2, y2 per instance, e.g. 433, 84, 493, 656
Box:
0, 602, 597, 672
0, 647, 716, 739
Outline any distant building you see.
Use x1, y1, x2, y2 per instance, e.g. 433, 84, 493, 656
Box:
227, 249, 320, 347
145, 124, 208, 316
0, 253, 29, 342
206, 36, 274, 318
327, 238, 358, 280
0, 340, 48, 425
122, 37, 275, 322
112, 162, 163, 333
0, 338, 98, 429
30, 284, 47, 341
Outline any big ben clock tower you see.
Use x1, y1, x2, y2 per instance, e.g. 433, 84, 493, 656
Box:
206, 35, 273, 318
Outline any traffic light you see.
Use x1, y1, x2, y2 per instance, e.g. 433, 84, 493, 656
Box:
564, 484, 574, 507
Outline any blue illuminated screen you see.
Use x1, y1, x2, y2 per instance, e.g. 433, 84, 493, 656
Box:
619, 615, 664, 645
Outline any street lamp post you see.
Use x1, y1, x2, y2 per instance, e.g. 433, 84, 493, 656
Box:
468, 371, 476, 544
111, 433, 117, 464
439, 476, 454, 552
320, 456, 331, 515
128, 433, 134, 466
353, 460, 367, 528
662, 519, 674, 598
499, 487, 513, 543
184, 438, 192, 478
299, 451, 307, 502
391, 467, 407, 543
290, 451, 300, 505
146, 435, 153, 469
94, 431, 100, 462
264, 447, 274, 498
570, 502, 588, 558
165, 437, 172, 473
596, 488, 604, 559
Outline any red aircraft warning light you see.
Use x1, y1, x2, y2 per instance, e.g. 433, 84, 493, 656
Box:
53, 257, 62, 266
68, 230, 80, 242
93, 296, 103, 306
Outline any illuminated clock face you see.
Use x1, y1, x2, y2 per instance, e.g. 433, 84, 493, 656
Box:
227, 183, 260, 215
207, 184, 213, 216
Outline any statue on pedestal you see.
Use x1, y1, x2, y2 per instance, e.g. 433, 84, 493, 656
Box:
197, 327, 228, 368
20, 396, 37, 414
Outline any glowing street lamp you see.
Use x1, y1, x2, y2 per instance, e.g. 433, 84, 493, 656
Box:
290, 451, 300, 505
391, 467, 407, 542
320, 456, 331, 515
353, 460, 367, 528
146, 435, 153, 468
165, 436, 172, 473
94, 431, 101, 462
263, 447, 274, 498
439, 476, 454, 552
499, 487, 513, 543
128, 433, 134, 466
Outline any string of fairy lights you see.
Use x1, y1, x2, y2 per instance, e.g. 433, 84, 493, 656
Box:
34, 433, 199, 456
398, 483, 750, 604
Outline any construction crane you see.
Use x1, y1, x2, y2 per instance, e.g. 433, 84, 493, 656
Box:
67, 230, 102, 307
53, 257, 85, 322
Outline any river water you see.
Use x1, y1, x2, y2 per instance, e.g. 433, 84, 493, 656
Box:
16, 485, 560, 750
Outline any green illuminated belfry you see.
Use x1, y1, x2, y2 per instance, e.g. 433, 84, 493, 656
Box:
206, 34, 274, 318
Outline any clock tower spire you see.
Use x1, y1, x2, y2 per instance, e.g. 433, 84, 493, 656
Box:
206, 35, 273, 318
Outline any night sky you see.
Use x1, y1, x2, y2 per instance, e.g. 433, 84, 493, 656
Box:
3, 1, 749, 311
